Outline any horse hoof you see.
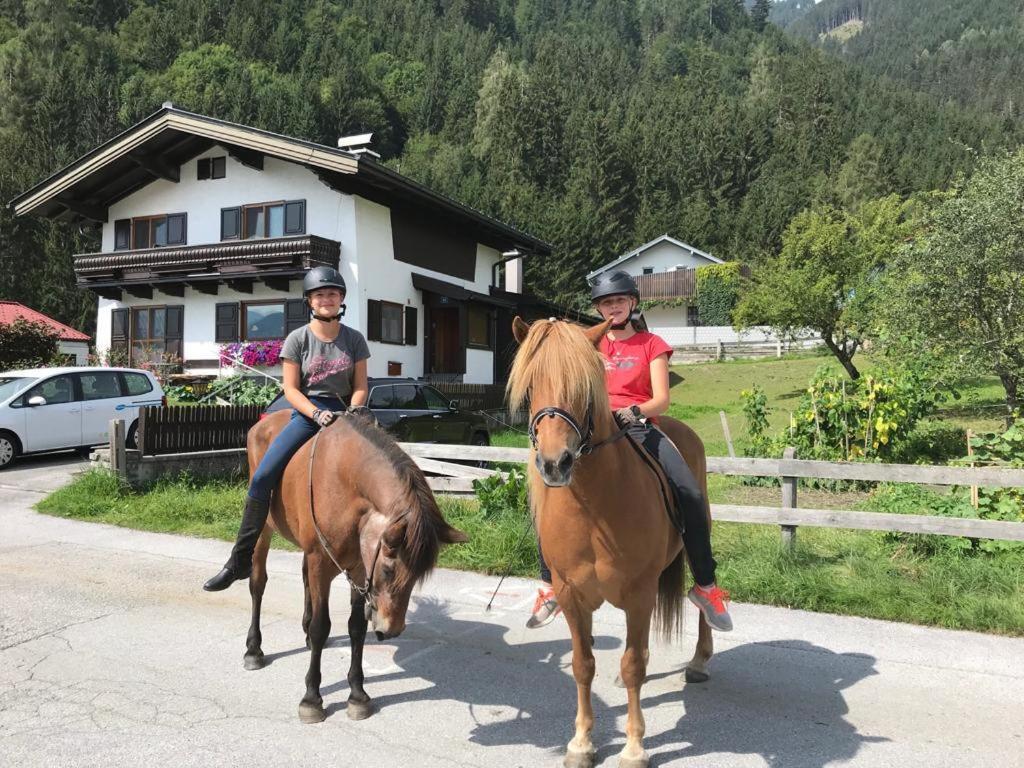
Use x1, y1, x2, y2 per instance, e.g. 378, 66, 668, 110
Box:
685, 667, 709, 684
346, 700, 374, 721
618, 753, 650, 768
243, 653, 265, 671
564, 747, 597, 768
298, 702, 326, 724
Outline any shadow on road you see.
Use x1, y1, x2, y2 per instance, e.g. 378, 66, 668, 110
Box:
289, 598, 886, 766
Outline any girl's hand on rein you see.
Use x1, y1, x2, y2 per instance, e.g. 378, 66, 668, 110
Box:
312, 408, 337, 427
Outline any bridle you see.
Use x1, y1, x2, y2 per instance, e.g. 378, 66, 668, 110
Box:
528, 404, 633, 458
307, 421, 407, 620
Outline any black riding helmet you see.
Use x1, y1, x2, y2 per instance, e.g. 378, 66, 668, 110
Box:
589, 269, 639, 302
303, 265, 347, 296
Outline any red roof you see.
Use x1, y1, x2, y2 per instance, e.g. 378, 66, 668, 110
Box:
0, 301, 90, 342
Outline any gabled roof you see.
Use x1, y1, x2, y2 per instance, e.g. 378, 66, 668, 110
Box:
0, 301, 90, 341
9, 105, 551, 256
586, 234, 722, 280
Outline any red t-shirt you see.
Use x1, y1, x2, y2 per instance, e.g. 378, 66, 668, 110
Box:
599, 331, 673, 410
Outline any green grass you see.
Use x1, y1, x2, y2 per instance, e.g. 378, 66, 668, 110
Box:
38, 470, 1024, 635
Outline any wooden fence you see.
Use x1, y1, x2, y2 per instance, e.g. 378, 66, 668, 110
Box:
397, 443, 1024, 546
138, 405, 263, 455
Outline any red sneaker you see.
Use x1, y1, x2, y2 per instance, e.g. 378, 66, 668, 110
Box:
688, 584, 733, 631
526, 585, 561, 629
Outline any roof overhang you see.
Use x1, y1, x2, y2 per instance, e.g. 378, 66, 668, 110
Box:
10, 106, 551, 256
411, 273, 516, 309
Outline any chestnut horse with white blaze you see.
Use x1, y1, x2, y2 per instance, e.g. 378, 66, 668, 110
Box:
508, 316, 714, 768
242, 409, 467, 723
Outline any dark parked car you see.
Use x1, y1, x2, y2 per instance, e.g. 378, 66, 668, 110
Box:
264, 377, 490, 446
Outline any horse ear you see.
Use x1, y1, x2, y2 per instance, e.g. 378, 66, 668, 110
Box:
439, 523, 469, 545
584, 318, 613, 347
512, 316, 531, 344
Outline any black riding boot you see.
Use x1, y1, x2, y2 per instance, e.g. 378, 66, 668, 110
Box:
203, 496, 270, 591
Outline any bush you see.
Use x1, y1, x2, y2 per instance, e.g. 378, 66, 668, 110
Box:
0, 318, 59, 369
695, 262, 743, 326
894, 421, 968, 464
867, 483, 975, 556
206, 375, 280, 406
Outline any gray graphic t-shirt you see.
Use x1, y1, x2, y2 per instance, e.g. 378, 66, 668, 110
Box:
280, 324, 371, 400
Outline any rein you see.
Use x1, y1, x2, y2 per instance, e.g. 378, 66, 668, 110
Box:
528, 406, 633, 457
307, 417, 406, 616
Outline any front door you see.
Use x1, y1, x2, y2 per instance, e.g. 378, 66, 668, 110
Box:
428, 307, 461, 375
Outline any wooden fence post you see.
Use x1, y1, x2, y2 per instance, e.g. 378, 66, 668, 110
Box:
719, 411, 736, 458
109, 418, 126, 480
716, 340, 725, 361
780, 446, 797, 552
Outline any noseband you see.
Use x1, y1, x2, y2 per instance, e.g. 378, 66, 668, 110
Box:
528, 405, 633, 458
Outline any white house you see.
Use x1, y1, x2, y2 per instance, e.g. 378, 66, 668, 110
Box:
11, 105, 552, 385
587, 235, 724, 344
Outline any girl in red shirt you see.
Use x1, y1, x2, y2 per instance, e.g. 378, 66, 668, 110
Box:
528, 270, 733, 632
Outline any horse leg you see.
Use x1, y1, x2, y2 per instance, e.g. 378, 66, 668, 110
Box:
301, 553, 313, 649
243, 526, 273, 671
298, 557, 331, 724
617, 601, 654, 768
345, 589, 374, 720
562, 606, 597, 768
685, 613, 714, 684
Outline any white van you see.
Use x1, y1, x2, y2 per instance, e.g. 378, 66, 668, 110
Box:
0, 367, 165, 469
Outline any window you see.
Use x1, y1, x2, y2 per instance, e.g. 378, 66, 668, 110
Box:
422, 386, 450, 411
122, 372, 153, 396
79, 371, 123, 401
687, 304, 700, 327
380, 302, 404, 344
368, 385, 395, 409
467, 305, 491, 349
367, 301, 417, 346
130, 305, 183, 365
642, 267, 654, 275
242, 301, 286, 340
221, 208, 241, 240
197, 156, 226, 180
127, 213, 186, 249
221, 201, 304, 241
24, 375, 76, 406
393, 384, 426, 409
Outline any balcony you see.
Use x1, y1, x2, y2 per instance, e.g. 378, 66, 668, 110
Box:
635, 269, 697, 301
73, 235, 341, 299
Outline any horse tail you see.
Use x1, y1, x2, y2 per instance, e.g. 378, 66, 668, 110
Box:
653, 546, 686, 642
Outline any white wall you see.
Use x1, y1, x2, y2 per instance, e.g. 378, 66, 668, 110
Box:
351, 197, 501, 384
102, 148, 351, 250
644, 305, 691, 330
625, 240, 716, 274
58, 341, 89, 365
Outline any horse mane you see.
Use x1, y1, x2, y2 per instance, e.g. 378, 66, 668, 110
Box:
506, 318, 610, 419
342, 416, 449, 588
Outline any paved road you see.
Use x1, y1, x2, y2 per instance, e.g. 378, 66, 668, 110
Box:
2, 459, 1023, 768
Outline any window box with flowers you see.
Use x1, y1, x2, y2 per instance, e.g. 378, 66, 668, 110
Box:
219, 339, 284, 368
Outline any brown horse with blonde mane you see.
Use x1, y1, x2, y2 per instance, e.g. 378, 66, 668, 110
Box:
509, 316, 715, 768
241, 409, 466, 723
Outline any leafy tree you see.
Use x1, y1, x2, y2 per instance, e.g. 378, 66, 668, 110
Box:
750, 0, 772, 32
879, 150, 1024, 421
735, 196, 914, 378
0, 318, 59, 369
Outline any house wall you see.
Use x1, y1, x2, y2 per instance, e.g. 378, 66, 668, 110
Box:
627, 241, 716, 274
94, 148, 503, 383
58, 340, 89, 365
351, 197, 501, 384
644, 305, 692, 332
101, 148, 351, 251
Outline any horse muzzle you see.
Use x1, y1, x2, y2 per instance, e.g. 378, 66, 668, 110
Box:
536, 449, 575, 487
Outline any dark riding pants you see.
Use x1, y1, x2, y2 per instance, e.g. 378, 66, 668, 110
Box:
537, 422, 717, 588
228, 396, 344, 570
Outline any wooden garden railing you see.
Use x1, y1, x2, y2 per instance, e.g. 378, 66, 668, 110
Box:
397, 443, 1024, 547
137, 405, 263, 455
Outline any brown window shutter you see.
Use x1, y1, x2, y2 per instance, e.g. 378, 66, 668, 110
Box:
284, 200, 306, 234
167, 213, 187, 245
197, 158, 211, 180
215, 302, 239, 343
284, 299, 307, 333
367, 300, 382, 342
166, 305, 184, 360
404, 306, 417, 346
220, 207, 241, 240
114, 220, 131, 251
111, 308, 129, 352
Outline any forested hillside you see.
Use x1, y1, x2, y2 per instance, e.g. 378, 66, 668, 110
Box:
0, 0, 1018, 329
788, 0, 1024, 121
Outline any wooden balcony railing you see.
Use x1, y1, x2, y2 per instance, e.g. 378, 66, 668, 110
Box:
635, 269, 697, 300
